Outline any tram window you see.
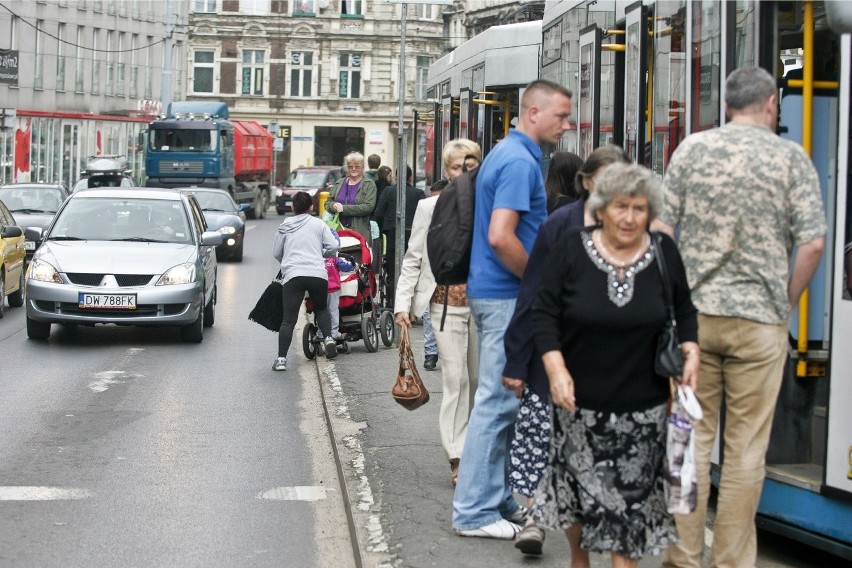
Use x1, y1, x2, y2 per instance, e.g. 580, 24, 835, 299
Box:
689, 1, 721, 133
653, 2, 687, 174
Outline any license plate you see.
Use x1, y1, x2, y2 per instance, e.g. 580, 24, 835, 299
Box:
25, 241, 35, 251
284, 200, 292, 207
78, 293, 137, 310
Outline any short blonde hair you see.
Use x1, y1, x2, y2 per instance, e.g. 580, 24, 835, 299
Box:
344, 152, 365, 167
442, 139, 482, 169
587, 163, 663, 223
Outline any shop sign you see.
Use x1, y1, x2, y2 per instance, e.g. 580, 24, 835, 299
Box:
137, 99, 163, 116
0, 49, 19, 86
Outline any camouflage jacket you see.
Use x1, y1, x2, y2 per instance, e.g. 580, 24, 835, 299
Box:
661, 122, 826, 325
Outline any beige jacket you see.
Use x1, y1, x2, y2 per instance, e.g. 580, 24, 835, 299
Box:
394, 196, 437, 317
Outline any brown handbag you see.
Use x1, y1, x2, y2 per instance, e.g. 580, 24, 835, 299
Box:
391, 325, 430, 410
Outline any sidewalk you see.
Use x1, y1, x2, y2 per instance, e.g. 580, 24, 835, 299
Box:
315, 323, 664, 568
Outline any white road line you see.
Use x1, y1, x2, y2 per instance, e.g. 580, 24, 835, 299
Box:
88, 348, 144, 392
257, 486, 335, 501
0, 487, 92, 500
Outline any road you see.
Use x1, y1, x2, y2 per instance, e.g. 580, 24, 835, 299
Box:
0, 210, 843, 567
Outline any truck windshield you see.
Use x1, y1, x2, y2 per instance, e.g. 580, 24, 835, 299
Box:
150, 129, 216, 152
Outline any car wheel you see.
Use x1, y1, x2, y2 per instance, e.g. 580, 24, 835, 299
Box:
302, 322, 317, 359
379, 310, 395, 347
7, 269, 24, 308
0, 272, 6, 319
276, 208, 286, 216
254, 190, 268, 220
180, 307, 204, 343
203, 285, 216, 327
231, 242, 243, 262
26, 315, 51, 340
362, 316, 379, 353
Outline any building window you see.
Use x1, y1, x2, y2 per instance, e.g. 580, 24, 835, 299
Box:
56, 23, 66, 92
241, 50, 265, 96
75, 26, 84, 92
415, 56, 430, 101
242, 0, 270, 14
105, 30, 114, 95
117, 32, 125, 95
341, 0, 363, 17
173, 42, 184, 101
293, 0, 314, 16
290, 51, 313, 97
194, 0, 216, 12
193, 50, 215, 93
130, 34, 138, 97
91, 28, 100, 95
34, 19, 44, 89
338, 53, 361, 98
144, 34, 153, 97
412, 3, 433, 19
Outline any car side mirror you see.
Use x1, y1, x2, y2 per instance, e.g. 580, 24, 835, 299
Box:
201, 231, 224, 246
25, 226, 43, 242
2, 225, 24, 238
239, 203, 252, 212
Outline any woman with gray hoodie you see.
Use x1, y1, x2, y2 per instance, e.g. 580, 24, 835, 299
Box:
272, 192, 339, 371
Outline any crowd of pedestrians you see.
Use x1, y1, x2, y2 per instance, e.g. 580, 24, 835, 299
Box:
268, 68, 826, 568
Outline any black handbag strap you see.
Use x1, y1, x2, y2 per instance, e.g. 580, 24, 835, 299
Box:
652, 232, 676, 322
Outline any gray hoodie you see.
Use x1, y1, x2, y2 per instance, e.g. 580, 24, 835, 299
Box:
272, 214, 338, 283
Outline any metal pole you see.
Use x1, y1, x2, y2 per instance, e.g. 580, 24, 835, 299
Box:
160, 0, 175, 109
395, 3, 408, 297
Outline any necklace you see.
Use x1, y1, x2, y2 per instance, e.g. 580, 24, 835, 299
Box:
593, 230, 648, 279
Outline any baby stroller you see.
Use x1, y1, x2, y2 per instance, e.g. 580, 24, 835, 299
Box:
303, 229, 395, 358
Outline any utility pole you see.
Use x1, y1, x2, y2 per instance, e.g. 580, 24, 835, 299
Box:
161, 0, 176, 109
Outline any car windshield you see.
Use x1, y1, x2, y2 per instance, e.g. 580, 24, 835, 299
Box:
287, 171, 327, 187
49, 197, 193, 243
0, 187, 64, 214
191, 191, 236, 212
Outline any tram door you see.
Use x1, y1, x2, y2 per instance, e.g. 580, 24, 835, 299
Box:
623, 2, 648, 164
578, 25, 602, 159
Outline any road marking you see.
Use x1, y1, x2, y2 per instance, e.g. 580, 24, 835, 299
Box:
0, 487, 92, 501
257, 486, 335, 501
88, 348, 144, 392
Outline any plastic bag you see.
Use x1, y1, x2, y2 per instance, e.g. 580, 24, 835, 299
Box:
664, 384, 703, 514
325, 213, 343, 231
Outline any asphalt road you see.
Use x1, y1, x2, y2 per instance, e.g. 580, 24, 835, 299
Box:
0, 209, 844, 567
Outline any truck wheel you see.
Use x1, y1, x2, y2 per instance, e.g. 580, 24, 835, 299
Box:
255, 190, 269, 220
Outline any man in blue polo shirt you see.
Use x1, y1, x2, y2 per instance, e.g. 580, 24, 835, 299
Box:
453, 79, 572, 539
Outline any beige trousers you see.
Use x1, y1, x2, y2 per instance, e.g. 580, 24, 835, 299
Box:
663, 314, 788, 568
430, 302, 479, 461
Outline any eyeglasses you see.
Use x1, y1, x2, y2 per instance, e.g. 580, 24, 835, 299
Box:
347, 164, 363, 170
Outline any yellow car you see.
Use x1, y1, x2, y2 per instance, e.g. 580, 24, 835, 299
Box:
0, 197, 26, 318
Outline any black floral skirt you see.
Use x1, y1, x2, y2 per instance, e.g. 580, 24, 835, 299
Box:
531, 403, 677, 559
509, 386, 551, 497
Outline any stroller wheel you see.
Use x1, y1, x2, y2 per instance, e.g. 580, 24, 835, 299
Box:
339, 341, 350, 354
361, 316, 379, 353
302, 322, 318, 359
379, 311, 396, 347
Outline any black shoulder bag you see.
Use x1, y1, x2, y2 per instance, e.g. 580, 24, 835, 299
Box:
653, 233, 684, 378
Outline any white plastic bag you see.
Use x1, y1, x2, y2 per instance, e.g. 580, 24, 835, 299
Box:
664, 384, 703, 514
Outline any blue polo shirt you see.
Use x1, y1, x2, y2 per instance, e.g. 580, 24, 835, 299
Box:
467, 129, 547, 299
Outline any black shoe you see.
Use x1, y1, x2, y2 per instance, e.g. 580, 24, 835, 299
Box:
424, 354, 438, 370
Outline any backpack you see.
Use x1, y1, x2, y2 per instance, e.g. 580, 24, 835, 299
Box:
426, 169, 478, 329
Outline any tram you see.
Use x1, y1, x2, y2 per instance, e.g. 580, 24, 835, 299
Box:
427, 0, 852, 558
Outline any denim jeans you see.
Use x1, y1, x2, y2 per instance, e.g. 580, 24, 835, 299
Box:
422, 308, 438, 356
452, 297, 521, 531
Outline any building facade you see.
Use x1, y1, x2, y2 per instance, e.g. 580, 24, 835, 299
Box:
0, 0, 188, 187
187, 0, 446, 183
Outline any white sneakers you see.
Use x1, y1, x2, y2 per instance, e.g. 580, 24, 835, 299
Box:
456, 519, 522, 540
272, 357, 287, 371
324, 337, 338, 359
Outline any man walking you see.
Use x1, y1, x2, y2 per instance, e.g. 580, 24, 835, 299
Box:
658, 66, 825, 568
453, 79, 572, 539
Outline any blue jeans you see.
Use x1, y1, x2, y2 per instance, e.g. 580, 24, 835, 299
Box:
452, 297, 521, 530
422, 308, 438, 356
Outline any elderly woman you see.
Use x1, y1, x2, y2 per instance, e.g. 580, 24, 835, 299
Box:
325, 152, 377, 243
530, 163, 699, 567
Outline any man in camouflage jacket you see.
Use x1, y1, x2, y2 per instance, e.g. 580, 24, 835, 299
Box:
657, 66, 826, 568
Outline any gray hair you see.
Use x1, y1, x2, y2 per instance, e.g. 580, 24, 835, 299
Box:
343, 151, 365, 166
725, 67, 777, 111
587, 163, 663, 224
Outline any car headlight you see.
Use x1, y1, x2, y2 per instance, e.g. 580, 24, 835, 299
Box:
275, 188, 283, 197
157, 263, 196, 286
217, 226, 236, 235
28, 259, 63, 283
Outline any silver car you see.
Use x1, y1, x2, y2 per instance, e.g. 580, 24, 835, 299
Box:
25, 188, 222, 342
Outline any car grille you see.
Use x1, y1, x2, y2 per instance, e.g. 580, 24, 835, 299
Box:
40, 302, 189, 318
66, 273, 155, 287
160, 161, 204, 174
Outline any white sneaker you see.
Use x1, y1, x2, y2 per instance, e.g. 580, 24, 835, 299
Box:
272, 357, 287, 371
506, 506, 529, 524
456, 519, 522, 540
324, 337, 338, 359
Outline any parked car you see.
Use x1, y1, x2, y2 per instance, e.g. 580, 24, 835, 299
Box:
275, 166, 343, 215
0, 182, 70, 260
183, 188, 247, 262
25, 188, 222, 342
0, 199, 25, 317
